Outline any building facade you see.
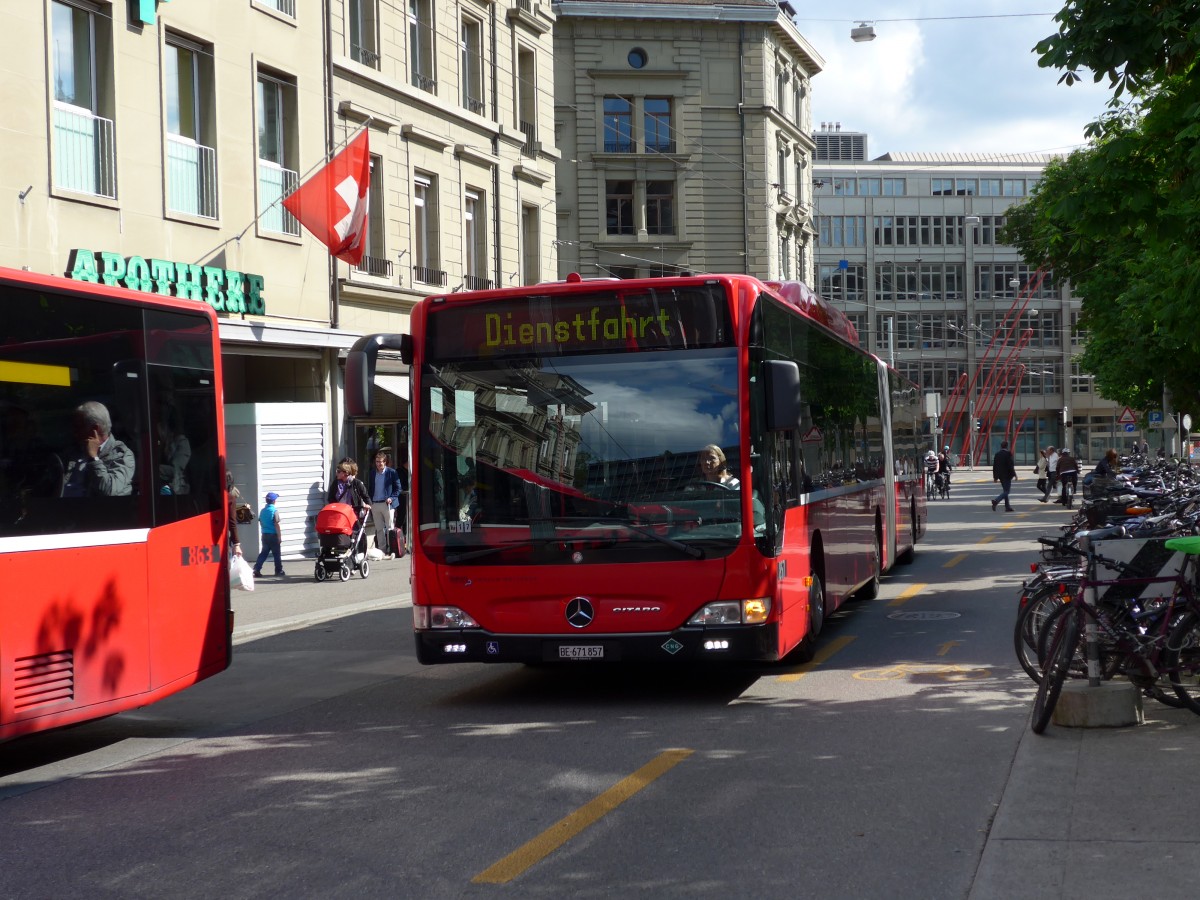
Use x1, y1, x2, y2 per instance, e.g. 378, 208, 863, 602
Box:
552, 0, 822, 281
3, 0, 558, 559
812, 126, 1123, 465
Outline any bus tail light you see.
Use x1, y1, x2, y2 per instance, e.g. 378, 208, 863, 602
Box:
687, 598, 771, 626
414, 605, 480, 629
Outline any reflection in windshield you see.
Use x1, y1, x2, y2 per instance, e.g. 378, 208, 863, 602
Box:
417, 349, 744, 561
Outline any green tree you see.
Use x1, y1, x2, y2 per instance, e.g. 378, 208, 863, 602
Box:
1002, 2, 1200, 416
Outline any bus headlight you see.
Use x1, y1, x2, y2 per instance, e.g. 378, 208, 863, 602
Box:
414, 605, 480, 629
686, 598, 771, 626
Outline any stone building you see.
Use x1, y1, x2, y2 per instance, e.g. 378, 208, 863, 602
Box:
552, 0, 822, 281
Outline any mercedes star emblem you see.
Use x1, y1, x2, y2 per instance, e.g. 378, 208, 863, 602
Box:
565, 597, 594, 628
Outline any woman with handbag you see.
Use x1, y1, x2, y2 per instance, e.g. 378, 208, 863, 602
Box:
1034, 447, 1049, 500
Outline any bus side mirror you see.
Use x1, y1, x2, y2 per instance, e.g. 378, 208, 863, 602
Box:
763, 360, 802, 432
345, 333, 412, 418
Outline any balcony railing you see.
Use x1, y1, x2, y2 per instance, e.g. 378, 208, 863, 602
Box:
413, 265, 448, 286
519, 119, 537, 158
603, 140, 634, 153
516, 0, 532, 12
464, 94, 486, 116
53, 105, 116, 199
167, 135, 218, 219
351, 43, 380, 68
464, 274, 494, 291
412, 72, 437, 93
258, 161, 300, 236
646, 140, 677, 154
355, 255, 393, 279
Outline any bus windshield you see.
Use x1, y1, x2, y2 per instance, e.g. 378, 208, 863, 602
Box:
417, 348, 749, 564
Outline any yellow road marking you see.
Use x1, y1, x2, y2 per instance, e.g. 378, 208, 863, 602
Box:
943, 553, 967, 568
937, 640, 961, 657
777, 634, 856, 683
854, 663, 991, 682
978, 534, 997, 544
472, 748, 693, 884
887, 582, 927, 608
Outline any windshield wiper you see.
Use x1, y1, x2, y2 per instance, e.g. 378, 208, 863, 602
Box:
551, 516, 705, 560
444, 538, 549, 564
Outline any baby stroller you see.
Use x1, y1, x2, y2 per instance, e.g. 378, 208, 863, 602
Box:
314, 502, 370, 582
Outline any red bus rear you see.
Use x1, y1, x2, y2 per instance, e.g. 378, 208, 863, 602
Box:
0, 268, 231, 740
347, 274, 925, 664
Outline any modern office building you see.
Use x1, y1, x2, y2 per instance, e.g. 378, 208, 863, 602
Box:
552, 0, 822, 282
812, 125, 1124, 464
3, 0, 558, 558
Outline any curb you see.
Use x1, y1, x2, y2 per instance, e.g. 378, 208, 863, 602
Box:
233, 595, 410, 645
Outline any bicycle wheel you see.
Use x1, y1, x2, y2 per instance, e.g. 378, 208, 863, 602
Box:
1032, 604, 1081, 733
1014, 587, 1066, 684
1164, 610, 1200, 714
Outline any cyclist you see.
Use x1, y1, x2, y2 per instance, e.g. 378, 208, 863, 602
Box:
924, 449, 938, 497
936, 446, 953, 496
1054, 448, 1078, 507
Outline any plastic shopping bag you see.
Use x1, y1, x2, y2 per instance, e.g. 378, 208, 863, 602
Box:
230, 553, 255, 592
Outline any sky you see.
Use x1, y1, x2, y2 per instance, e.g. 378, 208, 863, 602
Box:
793, 2, 1116, 157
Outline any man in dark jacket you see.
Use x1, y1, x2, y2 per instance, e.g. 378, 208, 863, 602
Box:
991, 440, 1018, 512
1055, 448, 1079, 507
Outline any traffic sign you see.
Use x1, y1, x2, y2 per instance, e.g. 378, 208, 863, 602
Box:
801, 426, 824, 444
1117, 406, 1137, 425
1149, 410, 1164, 425
1124, 423, 1136, 433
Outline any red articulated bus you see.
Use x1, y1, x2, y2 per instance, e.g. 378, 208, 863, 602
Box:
0, 268, 232, 741
347, 273, 925, 664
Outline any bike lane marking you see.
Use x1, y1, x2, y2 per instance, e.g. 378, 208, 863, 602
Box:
853, 663, 992, 682
777, 634, 856, 683
887, 582, 928, 607
472, 748, 694, 884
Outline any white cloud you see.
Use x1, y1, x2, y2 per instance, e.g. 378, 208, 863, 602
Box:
798, 6, 1114, 157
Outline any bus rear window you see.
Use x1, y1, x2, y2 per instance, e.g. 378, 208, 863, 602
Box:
426, 284, 734, 362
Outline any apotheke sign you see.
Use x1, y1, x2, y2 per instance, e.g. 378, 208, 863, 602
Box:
67, 249, 266, 315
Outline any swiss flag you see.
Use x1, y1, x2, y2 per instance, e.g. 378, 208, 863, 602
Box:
282, 130, 371, 266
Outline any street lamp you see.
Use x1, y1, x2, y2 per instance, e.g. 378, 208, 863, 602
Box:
964, 216, 981, 469
851, 22, 877, 42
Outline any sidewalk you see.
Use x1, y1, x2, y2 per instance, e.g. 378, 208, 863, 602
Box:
963, 480, 1200, 899
972, 703, 1200, 899
231, 551, 412, 644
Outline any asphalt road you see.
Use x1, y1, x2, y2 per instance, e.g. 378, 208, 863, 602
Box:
2, 478, 1194, 898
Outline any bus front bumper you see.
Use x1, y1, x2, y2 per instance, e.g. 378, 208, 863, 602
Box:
414, 623, 781, 664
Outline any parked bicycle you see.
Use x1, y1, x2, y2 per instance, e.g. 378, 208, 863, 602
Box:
1030, 530, 1200, 733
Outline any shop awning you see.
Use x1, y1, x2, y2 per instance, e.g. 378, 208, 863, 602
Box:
375, 374, 409, 401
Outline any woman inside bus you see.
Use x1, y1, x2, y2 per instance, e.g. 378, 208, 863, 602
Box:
697, 444, 739, 488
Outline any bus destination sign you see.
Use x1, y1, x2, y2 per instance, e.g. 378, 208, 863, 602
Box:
427, 287, 733, 360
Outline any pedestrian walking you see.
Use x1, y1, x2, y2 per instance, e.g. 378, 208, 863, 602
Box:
1042, 446, 1059, 502
1033, 447, 1050, 500
253, 491, 284, 577
367, 451, 400, 558
991, 440, 1017, 512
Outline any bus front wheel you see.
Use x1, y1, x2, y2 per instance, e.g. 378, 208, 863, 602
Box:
788, 573, 825, 664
